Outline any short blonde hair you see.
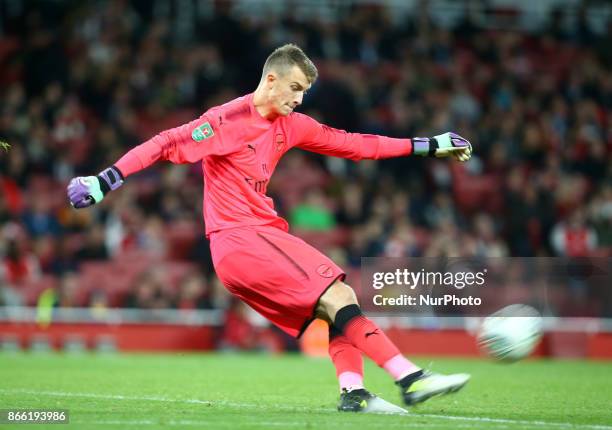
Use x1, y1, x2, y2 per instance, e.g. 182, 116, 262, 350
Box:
262, 43, 318, 84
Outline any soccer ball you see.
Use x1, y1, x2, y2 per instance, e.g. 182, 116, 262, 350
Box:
477, 304, 543, 362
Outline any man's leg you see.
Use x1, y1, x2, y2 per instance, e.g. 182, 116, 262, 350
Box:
317, 281, 421, 380
328, 322, 408, 414
329, 324, 385, 412
328, 324, 364, 392
316, 280, 470, 405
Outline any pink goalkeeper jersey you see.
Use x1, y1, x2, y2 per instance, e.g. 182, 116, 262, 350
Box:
114, 93, 413, 237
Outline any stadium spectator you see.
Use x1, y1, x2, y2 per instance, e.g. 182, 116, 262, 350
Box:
74, 226, 110, 262
218, 298, 260, 351
55, 272, 80, 308
125, 270, 174, 309
1, 239, 41, 287
551, 209, 598, 257
176, 273, 213, 310
290, 189, 336, 231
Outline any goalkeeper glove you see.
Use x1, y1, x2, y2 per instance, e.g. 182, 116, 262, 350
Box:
412, 132, 472, 162
67, 166, 124, 209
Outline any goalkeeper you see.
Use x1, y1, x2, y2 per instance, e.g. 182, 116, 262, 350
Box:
68, 44, 472, 413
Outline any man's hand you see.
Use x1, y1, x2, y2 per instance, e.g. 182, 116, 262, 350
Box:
67, 176, 103, 208
412, 132, 472, 162
67, 166, 124, 209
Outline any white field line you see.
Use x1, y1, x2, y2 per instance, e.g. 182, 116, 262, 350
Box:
1, 389, 610, 430
417, 413, 612, 430
0, 389, 308, 411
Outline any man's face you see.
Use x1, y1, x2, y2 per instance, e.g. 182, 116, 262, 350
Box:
267, 65, 311, 116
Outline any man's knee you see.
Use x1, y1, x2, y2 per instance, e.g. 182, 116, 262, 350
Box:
316, 280, 358, 322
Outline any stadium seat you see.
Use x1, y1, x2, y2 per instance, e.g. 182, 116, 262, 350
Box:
165, 262, 197, 289
165, 221, 199, 259
22, 276, 58, 306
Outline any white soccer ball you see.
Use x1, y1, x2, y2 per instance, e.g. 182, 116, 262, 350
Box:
477, 304, 543, 362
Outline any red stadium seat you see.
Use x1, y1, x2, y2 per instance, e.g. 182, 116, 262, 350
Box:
165, 262, 197, 289
22, 276, 58, 306
165, 221, 199, 259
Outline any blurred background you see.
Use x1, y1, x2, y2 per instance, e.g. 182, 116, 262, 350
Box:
0, 0, 611, 357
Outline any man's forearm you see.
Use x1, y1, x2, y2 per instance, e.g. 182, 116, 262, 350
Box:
114, 133, 170, 177
297, 123, 413, 161
359, 135, 413, 160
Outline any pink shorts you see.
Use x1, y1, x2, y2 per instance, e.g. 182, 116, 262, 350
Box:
210, 225, 345, 338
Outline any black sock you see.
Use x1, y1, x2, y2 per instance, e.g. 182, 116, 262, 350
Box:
333, 304, 362, 333
329, 323, 343, 341
397, 370, 424, 388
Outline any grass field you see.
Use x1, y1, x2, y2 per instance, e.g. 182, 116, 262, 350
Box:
0, 353, 611, 429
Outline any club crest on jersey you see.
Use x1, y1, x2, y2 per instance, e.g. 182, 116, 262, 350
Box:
192, 122, 214, 142
317, 264, 334, 278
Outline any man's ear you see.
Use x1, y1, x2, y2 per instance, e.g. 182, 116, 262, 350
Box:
266, 72, 277, 89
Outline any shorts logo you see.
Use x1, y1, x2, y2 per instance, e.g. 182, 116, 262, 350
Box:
275, 133, 285, 151
317, 264, 334, 278
192, 122, 214, 142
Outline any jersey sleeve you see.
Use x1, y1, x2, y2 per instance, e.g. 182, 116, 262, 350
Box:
291, 113, 413, 161
115, 110, 235, 177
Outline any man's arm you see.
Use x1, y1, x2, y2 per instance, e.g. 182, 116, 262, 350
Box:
292, 113, 471, 162
114, 112, 225, 177
67, 110, 233, 209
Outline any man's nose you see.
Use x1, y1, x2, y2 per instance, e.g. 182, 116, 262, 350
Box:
294, 92, 303, 106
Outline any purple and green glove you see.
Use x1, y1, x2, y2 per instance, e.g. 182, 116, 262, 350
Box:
412, 132, 472, 162
67, 166, 124, 209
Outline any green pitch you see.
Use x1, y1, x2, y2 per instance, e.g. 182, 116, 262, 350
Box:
0, 353, 611, 429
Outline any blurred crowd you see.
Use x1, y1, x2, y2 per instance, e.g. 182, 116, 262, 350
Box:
0, 1, 611, 322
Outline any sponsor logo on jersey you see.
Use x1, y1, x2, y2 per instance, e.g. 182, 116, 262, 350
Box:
192, 122, 214, 142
